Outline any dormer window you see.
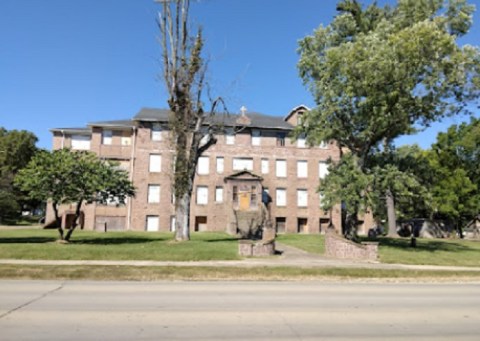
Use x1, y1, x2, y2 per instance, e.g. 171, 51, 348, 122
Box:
297, 112, 304, 126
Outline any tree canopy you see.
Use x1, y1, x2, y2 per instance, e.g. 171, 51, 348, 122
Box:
15, 149, 135, 241
297, 0, 480, 238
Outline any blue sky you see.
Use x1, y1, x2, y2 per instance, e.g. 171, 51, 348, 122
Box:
1, 0, 479, 149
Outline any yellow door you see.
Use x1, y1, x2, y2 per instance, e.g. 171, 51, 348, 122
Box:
239, 192, 250, 211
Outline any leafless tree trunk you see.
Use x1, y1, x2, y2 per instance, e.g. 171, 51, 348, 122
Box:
157, 0, 221, 241
386, 189, 397, 237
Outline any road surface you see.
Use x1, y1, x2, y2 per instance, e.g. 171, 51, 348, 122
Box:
0, 280, 479, 340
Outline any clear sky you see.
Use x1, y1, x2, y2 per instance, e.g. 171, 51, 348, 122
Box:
1, 0, 479, 150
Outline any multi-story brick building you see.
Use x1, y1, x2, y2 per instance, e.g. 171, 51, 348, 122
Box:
47, 105, 365, 235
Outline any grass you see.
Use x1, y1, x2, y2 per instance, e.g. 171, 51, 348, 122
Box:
0, 229, 240, 261
276, 234, 325, 254
0, 264, 479, 281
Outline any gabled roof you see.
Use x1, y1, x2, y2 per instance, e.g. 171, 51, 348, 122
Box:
133, 108, 293, 131
283, 104, 311, 121
224, 170, 263, 182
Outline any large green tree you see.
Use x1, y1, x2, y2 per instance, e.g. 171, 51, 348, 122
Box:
297, 0, 480, 238
0, 128, 38, 223
15, 149, 135, 241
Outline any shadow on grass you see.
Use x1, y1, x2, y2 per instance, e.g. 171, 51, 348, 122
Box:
373, 237, 475, 252
0, 237, 57, 244
72, 237, 169, 245
204, 238, 239, 243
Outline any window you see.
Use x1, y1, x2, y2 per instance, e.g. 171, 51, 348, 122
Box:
216, 157, 224, 174
250, 186, 257, 207
102, 130, 113, 145
149, 154, 162, 173
319, 140, 328, 149
297, 189, 308, 207
197, 156, 209, 175
319, 161, 329, 179
233, 186, 238, 205
226, 128, 235, 145
297, 113, 304, 125
261, 158, 269, 174
276, 159, 287, 178
146, 216, 159, 232
276, 188, 286, 207
196, 186, 208, 205
215, 186, 223, 203
319, 193, 325, 207
297, 133, 306, 148
71, 135, 91, 150
251, 129, 261, 146
121, 136, 131, 146
297, 160, 308, 178
276, 132, 286, 147
147, 185, 161, 203
276, 217, 286, 233
151, 124, 162, 141
170, 216, 176, 232
233, 158, 253, 171
297, 218, 308, 233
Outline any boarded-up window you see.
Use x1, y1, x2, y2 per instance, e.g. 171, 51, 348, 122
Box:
276, 159, 287, 177
276, 188, 286, 207
197, 156, 210, 175
151, 124, 162, 141
146, 216, 159, 231
196, 186, 208, 205
71, 135, 91, 150
149, 154, 161, 173
276, 217, 286, 233
319, 161, 329, 179
297, 189, 308, 207
215, 186, 223, 203
261, 158, 269, 174
216, 157, 224, 173
251, 129, 261, 146
276, 133, 286, 147
226, 128, 235, 145
297, 160, 308, 178
233, 158, 253, 171
298, 218, 308, 233
148, 185, 160, 203
170, 216, 176, 232
297, 133, 306, 148
121, 136, 131, 146
102, 130, 113, 145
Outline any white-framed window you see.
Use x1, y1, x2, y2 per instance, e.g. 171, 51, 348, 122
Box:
226, 128, 235, 145
71, 135, 91, 150
197, 156, 210, 175
297, 160, 308, 178
276, 188, 287, 207
297, 189, 308, 207
146, 215, 159, 232
216, 157, 224, 174
170, 216, 176, 232
297, 133, 306, 148
147, 185, 161, 204
151, 124, 162, 141
196, 186, 208, 205
276, 159, 287, 178
233, 158, 253, 171
102, 130, 113, 145
251, 129, 261, 146
319, 161, 329, 179
149, 154, 162, 173
215, 186, 224, 203
261, 158, 269, 174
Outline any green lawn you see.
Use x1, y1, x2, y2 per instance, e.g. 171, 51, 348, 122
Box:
0, 229, 240, 261
276, 234, 325, 254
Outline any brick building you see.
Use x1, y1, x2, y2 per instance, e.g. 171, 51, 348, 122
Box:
47, 105, 371, 235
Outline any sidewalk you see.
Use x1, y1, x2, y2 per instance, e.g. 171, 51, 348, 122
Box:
1, 242, 480, 272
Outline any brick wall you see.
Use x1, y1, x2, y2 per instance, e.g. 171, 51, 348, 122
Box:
324, 230, 378, 261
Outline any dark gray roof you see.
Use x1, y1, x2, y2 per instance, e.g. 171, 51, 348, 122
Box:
133, 108, 293, 130
50, 127, 91, 134
87, 119, 134, 128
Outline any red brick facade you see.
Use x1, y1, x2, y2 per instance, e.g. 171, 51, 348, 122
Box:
46, 106, 373, 235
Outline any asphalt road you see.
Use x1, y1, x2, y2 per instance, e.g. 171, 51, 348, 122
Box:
0, 280, 479, 340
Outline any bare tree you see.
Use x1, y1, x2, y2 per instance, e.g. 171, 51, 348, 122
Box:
157, 0, 224, 241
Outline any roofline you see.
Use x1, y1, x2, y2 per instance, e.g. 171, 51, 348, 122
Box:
283, 104, 311, 121
50, 128, 91, 135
